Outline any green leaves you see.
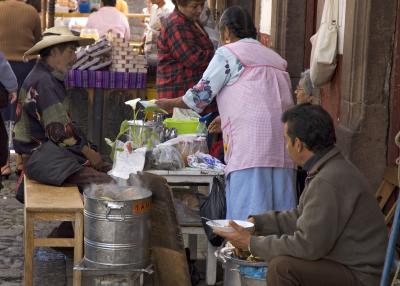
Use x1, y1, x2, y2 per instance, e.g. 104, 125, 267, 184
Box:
105, 120, 131, 160
104, 99, 167, 161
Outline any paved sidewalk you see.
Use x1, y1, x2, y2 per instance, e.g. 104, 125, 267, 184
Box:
0, 158, 218, 286
0, 168, 67, 286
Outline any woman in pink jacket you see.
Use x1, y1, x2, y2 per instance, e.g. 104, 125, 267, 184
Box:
156, 6, 297, 220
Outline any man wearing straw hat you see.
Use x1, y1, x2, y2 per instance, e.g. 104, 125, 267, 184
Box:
13, 26, 113, 200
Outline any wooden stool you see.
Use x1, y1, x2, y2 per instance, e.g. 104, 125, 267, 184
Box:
375, 166, 399, 226
24, 177, 84, 286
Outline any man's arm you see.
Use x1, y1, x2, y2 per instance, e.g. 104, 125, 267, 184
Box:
251, 207, 300, 236
214, 207, 300, 251
250, 178, 342, 261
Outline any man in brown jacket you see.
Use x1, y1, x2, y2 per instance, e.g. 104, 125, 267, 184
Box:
216, 103, 388, 286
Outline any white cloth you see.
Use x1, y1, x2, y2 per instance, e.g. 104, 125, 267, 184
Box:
144, 3, 174, 62
86, 6, 130, 39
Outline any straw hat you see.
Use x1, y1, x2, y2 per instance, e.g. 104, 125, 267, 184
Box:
24, 26, 95, 56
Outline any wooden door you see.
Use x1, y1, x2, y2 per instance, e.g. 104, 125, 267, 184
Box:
388, 0, 400, 166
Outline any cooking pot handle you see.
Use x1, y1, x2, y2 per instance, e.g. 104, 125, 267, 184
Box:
215, 248, 227, 263
105, 202, 125, 221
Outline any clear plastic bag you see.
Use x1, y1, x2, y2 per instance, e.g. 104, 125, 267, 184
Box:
177, 139, 196, 166
151, 145, 184, 170
177, 136, 209, 166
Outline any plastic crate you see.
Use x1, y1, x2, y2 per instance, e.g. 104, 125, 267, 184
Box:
163, 118, 199, 135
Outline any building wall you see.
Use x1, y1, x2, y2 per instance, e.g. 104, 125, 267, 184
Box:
270, 0, 398, 188
330, 0, 397, 188
271, 0, 307, 90
388, 0, 400, 166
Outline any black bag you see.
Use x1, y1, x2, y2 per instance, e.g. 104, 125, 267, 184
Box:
24, 141, 83, 186
199, 176, 226, 247
0, 83, 9, 108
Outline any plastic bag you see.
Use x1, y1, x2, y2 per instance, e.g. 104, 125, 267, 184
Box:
151, 145, 184, 170
177, 138, 197, 166
199, 176, 226, 247
187, 152, 225, 171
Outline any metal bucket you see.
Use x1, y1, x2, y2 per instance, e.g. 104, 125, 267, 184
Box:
83, 185, 152, 269
216, 247, 268, 286
126, 120, 160, 147
240, 275, 266, 286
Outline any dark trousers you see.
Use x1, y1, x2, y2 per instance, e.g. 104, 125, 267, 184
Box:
0, 115, 7, 167
267, 256, 364, 286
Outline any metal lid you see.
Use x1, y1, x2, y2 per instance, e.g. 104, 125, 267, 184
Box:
84, 184, 152, 201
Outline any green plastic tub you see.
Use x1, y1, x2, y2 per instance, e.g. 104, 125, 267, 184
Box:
163, 118, 199, 135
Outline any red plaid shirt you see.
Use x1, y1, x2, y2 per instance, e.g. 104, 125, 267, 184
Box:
157, 9, 214, 101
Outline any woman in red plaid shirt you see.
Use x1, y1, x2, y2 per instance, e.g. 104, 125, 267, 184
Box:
157, 0, 215, 107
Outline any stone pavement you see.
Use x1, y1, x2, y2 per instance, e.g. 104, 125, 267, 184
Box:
0, 164, 67, 286
0, 173, 24, 286
0, 158, 218, 286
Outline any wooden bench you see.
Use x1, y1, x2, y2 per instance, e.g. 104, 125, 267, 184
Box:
24, 177, 84, 286
375, 166, 399, 226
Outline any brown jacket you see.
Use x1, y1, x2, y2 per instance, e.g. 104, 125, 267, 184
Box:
250, 147, 387, 286
0, 0, 41, 61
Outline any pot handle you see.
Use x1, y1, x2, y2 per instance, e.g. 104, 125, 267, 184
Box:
105, 202, 125, 221
215, 249, 226, 263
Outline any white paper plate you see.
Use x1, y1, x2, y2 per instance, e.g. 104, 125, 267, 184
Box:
206, 219, 254, 233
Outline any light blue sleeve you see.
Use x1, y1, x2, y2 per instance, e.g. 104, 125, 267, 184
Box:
182, 46, 243, 113
0, 52, 17, 93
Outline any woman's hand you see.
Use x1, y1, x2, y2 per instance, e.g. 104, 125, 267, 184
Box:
155, 98, 175, 114
208, 116, 221, 134
296, 94, 313, 104
156, 97, 189, 114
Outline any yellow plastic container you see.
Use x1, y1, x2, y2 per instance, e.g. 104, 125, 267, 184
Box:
145, 83, 157, 120
163, 118, 199, 135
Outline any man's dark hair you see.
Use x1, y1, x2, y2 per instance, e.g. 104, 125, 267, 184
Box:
218, 6, 257, 40
39, 41, 78, 59
281, 103, 336, 153
102, 0, 116, 7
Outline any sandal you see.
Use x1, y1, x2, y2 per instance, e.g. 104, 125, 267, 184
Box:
1, 165, 12, 180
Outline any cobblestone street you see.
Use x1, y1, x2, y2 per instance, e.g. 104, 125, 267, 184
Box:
0, 172, 24, 286
0, 158, 213, 286
0, 157, 67, 286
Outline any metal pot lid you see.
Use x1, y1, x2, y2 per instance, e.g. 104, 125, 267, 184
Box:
84, 185, 152, 201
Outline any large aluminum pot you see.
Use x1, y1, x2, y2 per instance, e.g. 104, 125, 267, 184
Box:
216, 247, 267, 286
84, 185, 152, 269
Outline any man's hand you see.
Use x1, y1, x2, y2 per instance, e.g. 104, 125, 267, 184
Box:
8, 92, 17, 104
208, 116, 221, 134
247, 216, 255, 224
81, 145, 103, 170
214, 220, 252, 250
